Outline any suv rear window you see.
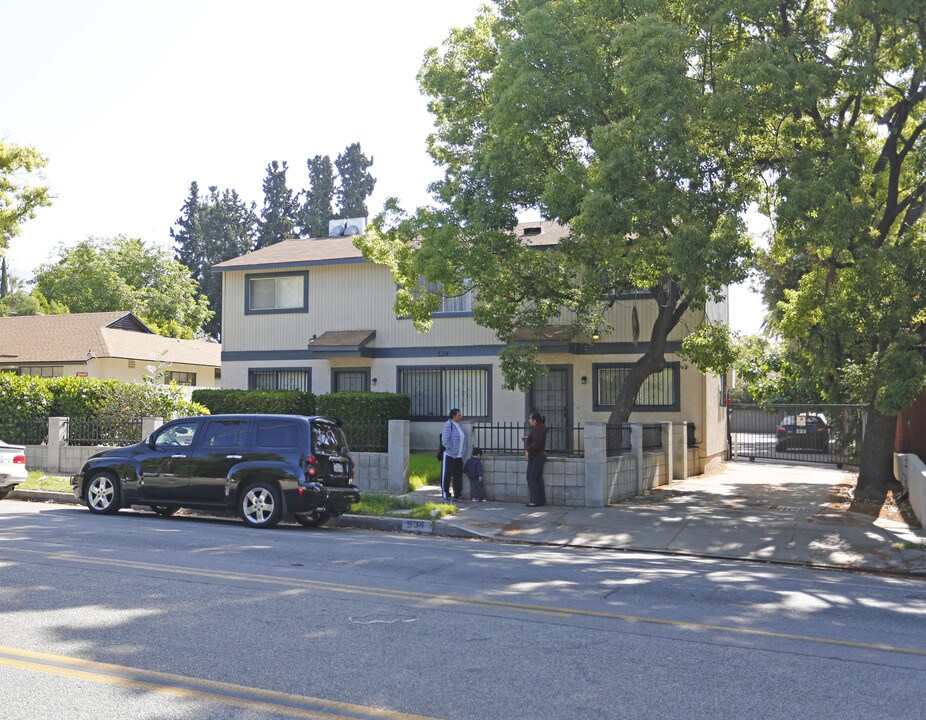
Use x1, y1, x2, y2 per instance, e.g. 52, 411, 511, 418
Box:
313, 423, 347, 454
256, 420, 299, 448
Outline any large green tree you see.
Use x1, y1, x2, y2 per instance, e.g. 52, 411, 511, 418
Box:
743, 1, 926, 497
335, 142, 376, 219
1, 140, 51, 254
301, 154, 336, 237
33, 236, 212, 338
172, 182, 257, 338
255, 160, 300, 249
357, 1, 755, 421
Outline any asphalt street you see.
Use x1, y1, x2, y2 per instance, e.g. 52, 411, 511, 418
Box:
1, 499, 925, 720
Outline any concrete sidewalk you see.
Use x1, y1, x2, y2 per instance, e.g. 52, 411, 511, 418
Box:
416, 461, 926, 576
10, 461, 926, 575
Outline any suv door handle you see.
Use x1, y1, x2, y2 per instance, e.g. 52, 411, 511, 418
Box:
226, 454, 242, 459
171, 454, 187, 458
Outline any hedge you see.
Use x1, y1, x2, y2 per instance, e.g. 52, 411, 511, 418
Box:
316, 392, 410, 422
0, 373, 208, 445
191, 389, 316, 415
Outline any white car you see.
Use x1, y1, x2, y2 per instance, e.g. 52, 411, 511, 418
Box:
0, 440, 27, 499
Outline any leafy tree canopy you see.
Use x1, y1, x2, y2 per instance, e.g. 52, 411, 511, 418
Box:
302, 154, 336, 237
33, 235, 213, 338
745, 0, 926, 495
357, 0, 757, 423
335, 143, 376, 219
255, 161, 300, 249
0, 139, 51, 254
171, 181, 257, 338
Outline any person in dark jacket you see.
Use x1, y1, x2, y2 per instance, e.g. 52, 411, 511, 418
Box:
522, 411, 547, 507
464, 447, 486, 501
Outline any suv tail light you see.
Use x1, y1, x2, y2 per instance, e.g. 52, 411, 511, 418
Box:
13, 454, 25, 464
306, 454, 317, 477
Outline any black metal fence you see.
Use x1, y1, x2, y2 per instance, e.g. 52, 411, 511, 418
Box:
606, 424, 631, 457
471, 421, 585, 457
342, 420, 389, 453
727, 404, 865, 467
0, 417, 49, 445
65, 417, 144, 447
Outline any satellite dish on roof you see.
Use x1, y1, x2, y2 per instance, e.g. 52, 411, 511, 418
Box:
344, 224, 361, 236
330, 224, 346, 237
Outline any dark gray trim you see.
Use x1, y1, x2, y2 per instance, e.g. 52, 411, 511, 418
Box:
591, 361, 681, 412
221, 340, 682, 362
396, 364, 493, 421
331, 367, 371, 392
244, 271, 309, 315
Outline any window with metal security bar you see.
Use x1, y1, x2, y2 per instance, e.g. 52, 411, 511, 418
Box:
593, 362, 680, 411
398, 366, 490, 420
248, 368, 312, 392
333, 369, 370, 392
245, 271, 308, 314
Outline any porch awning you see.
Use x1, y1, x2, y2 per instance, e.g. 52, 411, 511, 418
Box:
307, 330, 376, 358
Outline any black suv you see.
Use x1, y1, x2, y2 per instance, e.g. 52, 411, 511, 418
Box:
70, 414, 361, 529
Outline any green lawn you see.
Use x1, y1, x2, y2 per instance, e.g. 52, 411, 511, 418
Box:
19, 471, 71, 492
409, 452, 441, 491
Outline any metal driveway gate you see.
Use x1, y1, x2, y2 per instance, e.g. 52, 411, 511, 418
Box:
728, 404, 866, 468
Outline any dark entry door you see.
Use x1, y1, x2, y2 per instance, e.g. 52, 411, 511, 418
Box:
529, 368, 571, 452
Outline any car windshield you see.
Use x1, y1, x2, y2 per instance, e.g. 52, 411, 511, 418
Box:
312, 423, 348, 455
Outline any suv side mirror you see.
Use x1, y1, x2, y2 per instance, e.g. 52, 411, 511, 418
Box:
146, 435, 157, 449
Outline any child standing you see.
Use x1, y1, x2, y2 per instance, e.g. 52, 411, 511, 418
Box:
464, 448, 487, 501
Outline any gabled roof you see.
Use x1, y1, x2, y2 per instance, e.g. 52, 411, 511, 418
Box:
0, 312, 221, 367
211, 221, 570, 272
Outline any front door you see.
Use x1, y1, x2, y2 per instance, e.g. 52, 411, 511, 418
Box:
529, 368, 571, 453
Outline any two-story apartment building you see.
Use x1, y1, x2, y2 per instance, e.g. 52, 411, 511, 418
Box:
214, 221, 727, 472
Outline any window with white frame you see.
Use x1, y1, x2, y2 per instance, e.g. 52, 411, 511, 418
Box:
398, 366, 490, 420
593, 362, 680, 411
20, 366, 63, 377
423, 279, 474, 314
246, 272, 307, 313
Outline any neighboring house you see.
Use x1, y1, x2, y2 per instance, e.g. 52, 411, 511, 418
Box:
0, 311, 222, 387
213, 220, 727, 471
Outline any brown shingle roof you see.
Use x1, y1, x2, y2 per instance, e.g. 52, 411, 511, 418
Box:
212, 221, 570, 271
0, 312, 220, 367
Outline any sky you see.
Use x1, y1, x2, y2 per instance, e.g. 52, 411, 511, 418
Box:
2, 0, 766, 335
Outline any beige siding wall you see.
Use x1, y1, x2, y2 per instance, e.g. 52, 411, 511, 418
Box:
221, 262, 728, 454
91, 358, 218, 387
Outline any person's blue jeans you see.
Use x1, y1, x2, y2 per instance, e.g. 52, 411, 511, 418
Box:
526, 455, 546, 505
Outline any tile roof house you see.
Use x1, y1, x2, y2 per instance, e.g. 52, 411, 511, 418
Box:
0, 311, 221, 386
213, 220, 728, 473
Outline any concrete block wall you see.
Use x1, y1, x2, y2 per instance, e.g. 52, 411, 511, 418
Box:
480, 455, 587, 506
353, 452, 390, 492
606, 455, 638, 503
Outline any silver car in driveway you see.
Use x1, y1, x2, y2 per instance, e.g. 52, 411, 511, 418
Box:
0, 440, 27, 499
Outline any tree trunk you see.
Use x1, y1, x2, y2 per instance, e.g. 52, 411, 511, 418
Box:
854, 406, 898, 500
607, 284, 689, 425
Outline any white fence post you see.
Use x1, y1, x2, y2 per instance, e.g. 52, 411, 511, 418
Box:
141, 417, 164, 441
658, 421, 673, 486
673, 421, 689, 479
584, 422, 607, 507
47, 417, 67, 474
387, 419, 410, 494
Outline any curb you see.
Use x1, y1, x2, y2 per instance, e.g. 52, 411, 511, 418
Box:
7, 490, 479, 539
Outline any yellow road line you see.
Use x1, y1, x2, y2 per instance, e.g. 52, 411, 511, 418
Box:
0, 645, 441, 720
4, 545, 925, 658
